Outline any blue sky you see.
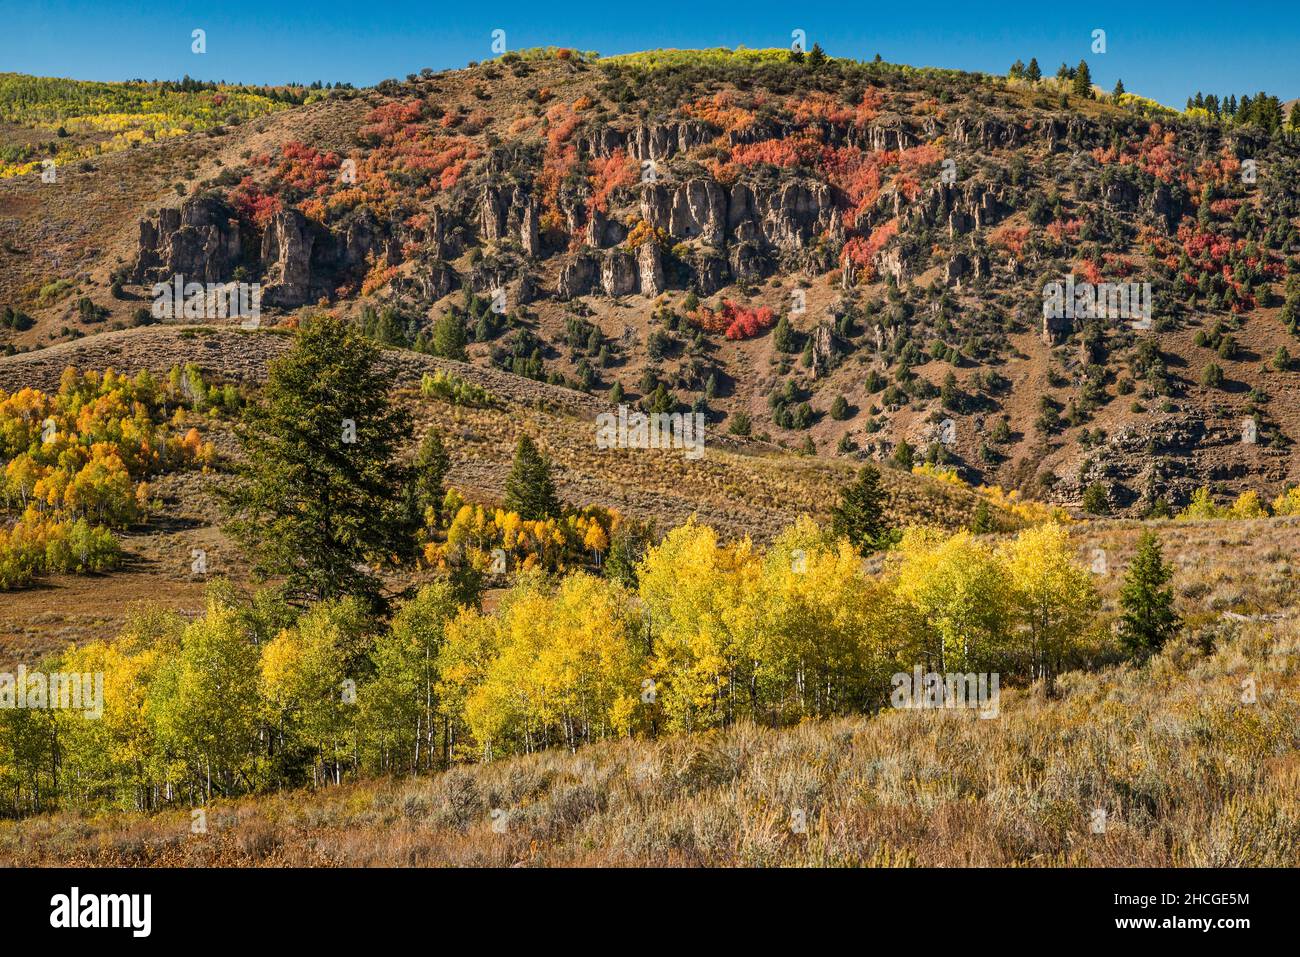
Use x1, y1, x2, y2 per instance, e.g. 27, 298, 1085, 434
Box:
3, 1, 1297, 108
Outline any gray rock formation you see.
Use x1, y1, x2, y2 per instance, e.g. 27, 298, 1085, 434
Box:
132, 196, 243, 286
260, 209, 315, 307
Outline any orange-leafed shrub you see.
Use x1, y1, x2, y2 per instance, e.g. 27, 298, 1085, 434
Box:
731, 136, 819, 169
683, 92, 756, 133
1077, 259, 1104, 284
789, 91, 854, 125
1046, 218, 1083, 244
842, 218, 899, 279
588, 148, 638, 214
360, 258, 398, 296
989, 224, 1030, 256
854, 88, 886, 125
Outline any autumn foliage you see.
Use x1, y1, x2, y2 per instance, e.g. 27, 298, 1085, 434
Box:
688, 300, 776, 339
0, 366, 220, 588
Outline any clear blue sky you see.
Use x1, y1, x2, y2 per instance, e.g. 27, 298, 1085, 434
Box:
3, 1, 1296, 108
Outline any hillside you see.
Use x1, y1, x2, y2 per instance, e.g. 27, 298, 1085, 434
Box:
0, 323, 997, 663
1, 50, 1298, 518
3, 576, 1296, 866
2, 48, 1300, 876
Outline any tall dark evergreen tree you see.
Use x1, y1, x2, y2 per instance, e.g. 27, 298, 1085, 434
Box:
1025, 58, 1042, 82
503, 435, 559, 520
430, 311, 468, 361
1072, 60, 1093, 99
222, 314, 414, 609
412, 427, 451, 524
1117, 531, 1180, 660
831, 464, 892, 555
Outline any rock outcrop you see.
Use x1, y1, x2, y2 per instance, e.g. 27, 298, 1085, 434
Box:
132, 196, 243, 286
260, 209, 315, 307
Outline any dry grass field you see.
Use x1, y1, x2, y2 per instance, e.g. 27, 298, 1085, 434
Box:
3, 608, 1294, 867
2, 500, 1298, 867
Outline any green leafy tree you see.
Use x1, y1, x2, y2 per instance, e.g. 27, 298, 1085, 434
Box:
359, 582, 460, 773
1117, 531, 1180, 660
503, 435, 559, 520
222, 314, 414, 610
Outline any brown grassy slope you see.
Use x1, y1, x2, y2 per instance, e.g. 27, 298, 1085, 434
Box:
0, 324, 995, 539
3, 615, 1295, 867
0, 323, 995, 658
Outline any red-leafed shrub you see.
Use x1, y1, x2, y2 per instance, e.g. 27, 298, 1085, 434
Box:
689, 300, 775, 339
818, 146, 885, 228
358, 100, 424, 144
229, 177, 281, 227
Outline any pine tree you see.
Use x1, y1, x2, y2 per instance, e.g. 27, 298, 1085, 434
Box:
891, 438, 915, 470
831, 464, 892, 555
970, 499, 994, 533
1025, 58, 1041, 82
221, 314, 414, 610
430, 312, 468, 361
1072, 60, 1093, 99
773, 314, 796, 352
1112, 78, 1125, 97
1009, 59, 1025, 79
806, 43, 827, 68
503, 435, 559, 520
1117, 531, 1180, 660
412, 428, 450, 523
